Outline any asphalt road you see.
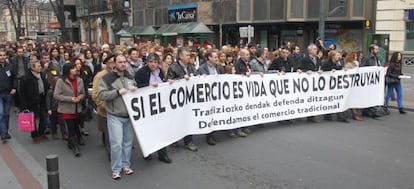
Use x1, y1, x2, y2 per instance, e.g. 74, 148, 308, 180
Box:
7, 108, 414, 189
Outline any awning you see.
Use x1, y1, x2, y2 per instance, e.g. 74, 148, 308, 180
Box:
128, 26, 156, 36
156, 22, 213, 36
116, 29, 132, 37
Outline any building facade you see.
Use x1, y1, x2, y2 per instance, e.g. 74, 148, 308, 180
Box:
376, 0, 414, 65
75, 0, 133, 45
0, 1, 58, 42
133, 0, 375, 52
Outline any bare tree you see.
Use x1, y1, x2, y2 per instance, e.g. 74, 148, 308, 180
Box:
48, 0, 69, 42
3, 0, 26, 41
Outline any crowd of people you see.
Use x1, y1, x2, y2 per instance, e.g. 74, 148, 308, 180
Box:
0, 38, 408, 180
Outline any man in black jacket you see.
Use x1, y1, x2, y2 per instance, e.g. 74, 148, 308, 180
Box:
0, 49, 16, 142
20, 61, 49, 143
269, 46, 294, 72
360, 44, 382, 119
10, 46, 30, 110
166, 47, 198, 152
135, 53, 172, 163
299, 44, 322, 123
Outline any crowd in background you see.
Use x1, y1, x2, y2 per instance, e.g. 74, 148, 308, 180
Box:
0, 38, 407, 180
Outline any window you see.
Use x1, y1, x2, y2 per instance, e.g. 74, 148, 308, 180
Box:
134, 10, 144, 26
145, 9, 154, 25
223, 0, 236, 22
254, 0, 267, 21
328, 0, 347, 17
406, 10, 414, 50
270, 0, 284, 20
352, 0, 363, 17
290, 0, 304, 18
307, 0, 319, 18
239, 0, 251, 21
155, 8, 162, 25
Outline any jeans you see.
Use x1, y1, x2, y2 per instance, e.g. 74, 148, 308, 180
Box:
385, 83, 403, 108
0, 92, 12, 136
107, 114, 133, 173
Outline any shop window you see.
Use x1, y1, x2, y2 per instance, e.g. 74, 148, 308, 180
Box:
352, 0, 363, 17
307, 0, 320, 18
239, 0, 251, 21
290, 0, 304, 18
270, 0, 284, 20
254, 0, 267, 21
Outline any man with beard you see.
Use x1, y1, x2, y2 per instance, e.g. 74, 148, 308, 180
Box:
360, 44, 382, 119
98, 54, 137, 180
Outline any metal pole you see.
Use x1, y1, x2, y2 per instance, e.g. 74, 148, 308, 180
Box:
247, 25, 251, 44
46, 154, 59, 189
219, 0, 223, 47
318, 0, 326, 41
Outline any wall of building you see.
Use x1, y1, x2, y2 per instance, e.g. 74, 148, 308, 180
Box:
376, 0, 414, 52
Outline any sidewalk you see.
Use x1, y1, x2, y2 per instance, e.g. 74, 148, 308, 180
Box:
0, 137, 47, 189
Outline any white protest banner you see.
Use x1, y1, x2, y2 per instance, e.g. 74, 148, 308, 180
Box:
123, 67, 384, 156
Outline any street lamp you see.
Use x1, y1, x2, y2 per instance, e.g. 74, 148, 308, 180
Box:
318, 0, 345, 41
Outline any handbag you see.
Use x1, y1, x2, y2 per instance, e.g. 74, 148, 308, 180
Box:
385, 75, 399, 84
18, 111, 35, 132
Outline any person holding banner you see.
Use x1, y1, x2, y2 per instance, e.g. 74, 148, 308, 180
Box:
360, 44, 382, 119
135, 53, 172, 163
298, 44, 323, 123
232, 49, 251, 137
98, 54, 137, 180
321, 50, 350, 123
249, 48, 268, 74
196, 50, 222, 145
268, 46, 295, 73
166, 47, 198, 152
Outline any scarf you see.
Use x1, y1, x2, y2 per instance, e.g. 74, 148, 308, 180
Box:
33, 72, 45, 95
